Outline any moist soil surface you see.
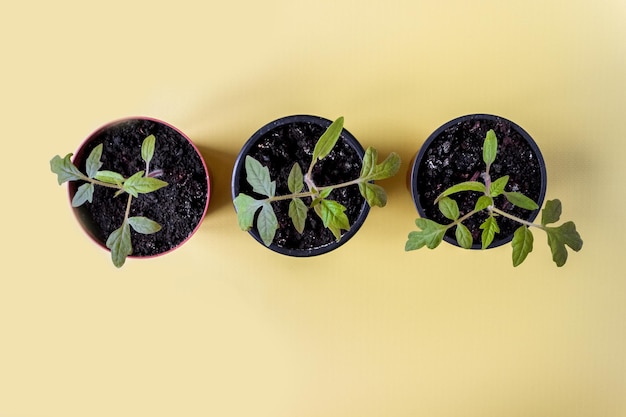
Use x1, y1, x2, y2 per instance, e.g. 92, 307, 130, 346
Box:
415, 116, 544, 247
235, 120, 366, 253
71, 119, 208, 257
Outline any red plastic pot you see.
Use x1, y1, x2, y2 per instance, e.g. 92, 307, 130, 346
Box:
67, 117, 210, 261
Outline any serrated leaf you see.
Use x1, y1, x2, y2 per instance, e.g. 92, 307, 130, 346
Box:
545, 221, 583, 267
245, 156, 275, 197
405, 218, 447, 250
541, 199, 562, 225
123, 171, 168, 197
86, 144, 103, 179
436, 181, 486, 202
312, 117, 344, 162
50, 154, 84, 184
483, 129, 498, 167
106, 222, 132, 268
475, 195, 493, 212
359, 182, 387, 207
95, 170, 125, 185
141, 134, 156, 165
360, 148, 401, 181
512, 226, 534, 266
233, 193, 264, 231
72, 183, 94, 207
504, 192, 539, 210
374, 152, 401, 180
288, 163, 304, 194
317, 199, 350, 240
289, 198, 308, 234
455, 223, 473, 249
489, 175, 509, 197
480, 216, 500, 249
128, 216, 162, 234
257, 202, 278, 246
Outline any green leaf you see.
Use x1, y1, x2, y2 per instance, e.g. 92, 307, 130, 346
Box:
483, 129, 498, 167
438, 197, 459, 221
319, 188, 333, 199
504, 192, 539, 210
436, 181, 486, 202
245, 156, 276, 197
312, 117, 344, 162
312, 188, 333, 207
86, 144, 103, 179
72, 183, 94, 207
480, 216, 500, 249
359, 182, 388, 207
257, 202, 278, 246
233, 193, 264, 231
128, 216, 162, 234
541, 199, 562, 225
512, 226, 534, 267
50, 154, 84, 184
359, 148, 401, 181
405, 218, 447, 250
289, 197, 308, 234
106, 222, 132, 268
455, 223, 473, 249
288, 163, 304, 194
545, 221, 583, 267
489, 175, 509, 197
141, 134, 156, 165
123, 171, 168, 197
475, 195, 493, 212
95, 170, 125, 186
317, 199, 350, 241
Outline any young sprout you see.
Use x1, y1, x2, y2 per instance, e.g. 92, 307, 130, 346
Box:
405, 129, 583, 267
50, 135, 168, 268
234, 117, 401, 247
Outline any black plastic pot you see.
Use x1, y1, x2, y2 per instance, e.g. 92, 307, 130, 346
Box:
410, 114, 547, 249
69, 117, 211, 260
231, 115, 370, 257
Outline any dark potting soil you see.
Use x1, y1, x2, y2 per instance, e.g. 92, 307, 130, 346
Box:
71, 119, 208, 257
415, 116, 544, 247
235, 121, 366, 252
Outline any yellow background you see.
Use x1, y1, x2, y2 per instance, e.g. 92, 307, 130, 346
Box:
2, 0, 625, 416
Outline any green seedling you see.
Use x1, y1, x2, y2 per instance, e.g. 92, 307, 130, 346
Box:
51, 135, 168, 268
405, 129, 582, 267
234, 117, 401, 246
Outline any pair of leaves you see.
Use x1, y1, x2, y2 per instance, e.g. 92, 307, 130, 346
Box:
233, 156, 279, 246
435, 196, 499, 250
106, 215, 162, 268
435, 176, 538, 211
358, 147, 401, 208
541, 199, 583, 267
233, 194, 278, 247
510, 200, 583, 267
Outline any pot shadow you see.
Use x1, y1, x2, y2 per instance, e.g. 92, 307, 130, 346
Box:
194, 143, 237, 216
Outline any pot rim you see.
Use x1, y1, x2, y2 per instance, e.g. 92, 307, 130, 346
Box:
231, 114, 370, 257
69, 116, 211, 260
410, 113, 547, 249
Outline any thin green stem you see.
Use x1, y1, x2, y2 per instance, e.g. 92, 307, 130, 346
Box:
123, 193, 133, 223
265, 176, 365, 203
443, 208, 482, 231
79, 174, 124, 190
489, 206, 543, 229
